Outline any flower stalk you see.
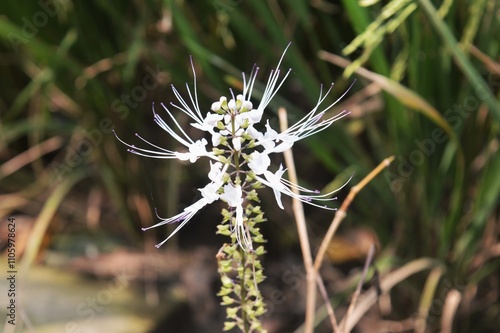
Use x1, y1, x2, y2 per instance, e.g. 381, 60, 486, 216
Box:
217, 202, 267, 332
116, 43, 351, 331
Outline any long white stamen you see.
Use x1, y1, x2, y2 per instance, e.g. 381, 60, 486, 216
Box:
154, 105, 193, 147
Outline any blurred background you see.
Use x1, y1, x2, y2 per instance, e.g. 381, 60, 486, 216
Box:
1, 0, 499, 332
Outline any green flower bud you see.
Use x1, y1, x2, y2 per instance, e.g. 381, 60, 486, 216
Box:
221, 295, 235, 305
223, 321, 237, 331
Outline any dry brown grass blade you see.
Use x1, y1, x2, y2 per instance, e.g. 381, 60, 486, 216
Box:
18, 173, 85, 277
415, 266, 446, 333
0, 136, 64, 179
74, 53, 128, 89
132, 193, 160, 306
327, 83, 383, 119
440, 289, 462, 333
2, 173, 85, 333
469, 45, 500, 75
0, 194, 29, 216
317, 50, 456, 142
341, 258, 443, 332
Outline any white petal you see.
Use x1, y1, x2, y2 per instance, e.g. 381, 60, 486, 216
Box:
174, 152, 192, 161
234, 113, 245, 129
263, 165, 287, 209
191, 112, 223, 132
248, 151, 271, 175
208, 161, 223, 181
185, 197, 211, 212
246, 108, 264, 124
264, 121, 278, 140
199, 182, 220, 203
232, 137, 242, 151
241, 100, 253, 111
173, 139, 212, 163
269, 136, 295, 153
219, 96, 227, 108
220, 183, 243, 207
228, 98, 236, 112
211, 101, 221, 111
188, 139, 209, 162
205, 112, 223, 125
246, 125, 263, 141
211, 132, 222, 146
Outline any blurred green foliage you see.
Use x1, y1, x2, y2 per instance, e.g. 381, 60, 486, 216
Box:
1, 0, 499, 331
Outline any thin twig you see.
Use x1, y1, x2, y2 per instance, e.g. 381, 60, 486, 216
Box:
314, 156, 395, 272
279, 106, 395, 332
279, 107, 317, 333
316, 274, 339, 332
341, 244, 376, 333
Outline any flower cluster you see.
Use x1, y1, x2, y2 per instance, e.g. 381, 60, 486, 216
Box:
115, 44, 350, 251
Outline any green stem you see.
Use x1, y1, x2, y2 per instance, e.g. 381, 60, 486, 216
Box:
239, 245, 249, 333
231, 112, 241, 175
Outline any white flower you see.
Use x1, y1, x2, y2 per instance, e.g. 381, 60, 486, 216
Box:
199, 181, 221, 203
232, 137, 242, 151
254, 164, 347, 210
246, 121, 279, 153
208, 161, 223, 181
143, 194, 212, 249
142, 162, 228, 248
211, 132, 223, 147
116, 43, 352, 250
191, 112, 224, 133
220, 183, 242, 207
248, 151, 271, 175
220, 183, 251, 251
112, 104, 216, 163
253, 84, 353, 155
174, 138, 209, 163
113, 56, 221, 163
244, 47, 292, 125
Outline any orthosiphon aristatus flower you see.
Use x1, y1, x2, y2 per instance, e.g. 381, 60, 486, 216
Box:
115, 43, 351, 252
